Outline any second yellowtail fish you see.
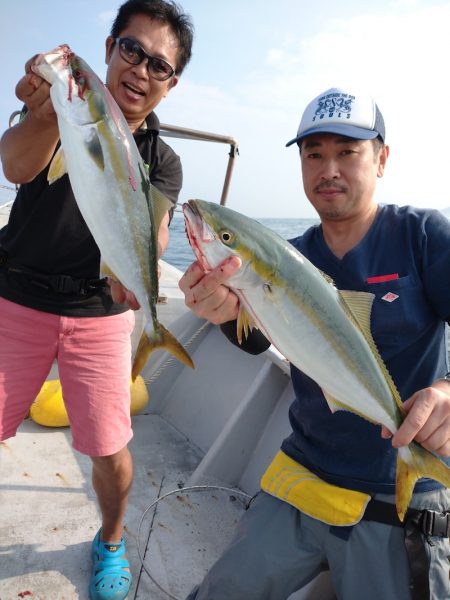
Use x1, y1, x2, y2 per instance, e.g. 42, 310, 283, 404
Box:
183, 198, 450, 520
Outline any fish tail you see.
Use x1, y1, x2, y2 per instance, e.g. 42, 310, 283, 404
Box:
131, 324, 194, 381
396, 442, 450, 521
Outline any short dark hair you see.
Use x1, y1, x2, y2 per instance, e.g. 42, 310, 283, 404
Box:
111, 0, 194, 75
371, 136, 384, 155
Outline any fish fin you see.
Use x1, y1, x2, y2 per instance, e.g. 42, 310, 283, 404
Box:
100, 261, 120, 282
236, 304, 257, 345
150, 184, 173, 233
339, 290, 374, 332
321, 389, 342, 413
322, 388, 380, 424
131, 324, 194, 380
48, 147, 67, 184
396, 442, 450, 521
318, 269, 335, 286
86, 129, 105, 170
339, 290, 403, 413
138, 162, 173, 240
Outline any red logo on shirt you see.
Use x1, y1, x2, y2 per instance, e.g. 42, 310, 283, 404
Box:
382, 292, 399, 303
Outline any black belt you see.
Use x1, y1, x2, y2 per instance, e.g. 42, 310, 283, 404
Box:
0, 249, 106, 296
363, 499, 450, 600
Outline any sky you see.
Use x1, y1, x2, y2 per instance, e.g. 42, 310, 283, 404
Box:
1, 0, 450, 218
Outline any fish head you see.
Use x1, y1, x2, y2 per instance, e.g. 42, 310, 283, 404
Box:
31, 45, 106, 125
183, 199, 272, 288
30, 44, 74, 86
183, 200, 243, 272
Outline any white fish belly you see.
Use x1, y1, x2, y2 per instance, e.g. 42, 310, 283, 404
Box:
241, 286, 397, 431
57, 117, 152, 314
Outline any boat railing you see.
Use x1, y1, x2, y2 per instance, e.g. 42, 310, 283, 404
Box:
160, 123, 238, 207
7, 110, 239, 208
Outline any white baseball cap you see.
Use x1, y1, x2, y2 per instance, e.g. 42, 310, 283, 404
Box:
286, 87, 385, 147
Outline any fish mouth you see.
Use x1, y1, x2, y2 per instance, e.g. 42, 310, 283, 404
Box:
31, 45, 73, 71
182, 200, 214, 271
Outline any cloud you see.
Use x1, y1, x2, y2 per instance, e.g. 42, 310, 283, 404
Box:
238, 3, 450, 113
163, 2, 450, 216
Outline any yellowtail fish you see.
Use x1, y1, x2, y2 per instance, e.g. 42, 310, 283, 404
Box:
183, 199, 450, 520
31, 45, 193, 379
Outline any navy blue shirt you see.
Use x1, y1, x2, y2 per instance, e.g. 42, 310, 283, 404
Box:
281, 204, 450, 494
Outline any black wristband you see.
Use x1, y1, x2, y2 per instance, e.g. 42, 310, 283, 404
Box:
437, 372, 450, 384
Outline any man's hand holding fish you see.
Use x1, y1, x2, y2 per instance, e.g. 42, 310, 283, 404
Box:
179, 256, 241, 324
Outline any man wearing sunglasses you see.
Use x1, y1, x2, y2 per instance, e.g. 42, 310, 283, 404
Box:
0, 1, 193, 599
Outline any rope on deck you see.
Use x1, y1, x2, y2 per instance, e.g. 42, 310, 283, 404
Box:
136, 484, 252, 599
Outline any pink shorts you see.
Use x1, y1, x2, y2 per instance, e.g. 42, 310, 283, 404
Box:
0, 297, 135, 456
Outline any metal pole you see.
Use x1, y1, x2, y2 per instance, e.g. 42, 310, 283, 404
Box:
160, 123, 239, 207
220, 144, 239, 206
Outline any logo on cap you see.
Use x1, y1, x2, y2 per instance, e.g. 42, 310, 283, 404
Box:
313, 92, 355, 123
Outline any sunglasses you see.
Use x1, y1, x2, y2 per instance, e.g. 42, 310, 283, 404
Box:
115, 37, 175, 82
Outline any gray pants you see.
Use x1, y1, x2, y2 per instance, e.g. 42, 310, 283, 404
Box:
186, 489, 450, 600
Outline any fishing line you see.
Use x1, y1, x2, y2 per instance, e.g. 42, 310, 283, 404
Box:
136, 484, 252, 599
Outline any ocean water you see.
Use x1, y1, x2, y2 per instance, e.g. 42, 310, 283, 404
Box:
1, 194, 317, 272
164, 209, 319, 272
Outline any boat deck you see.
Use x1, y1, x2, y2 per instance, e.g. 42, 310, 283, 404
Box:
0, 266, 249, 600
0, 261, 334, 600
0, 412, 250, 600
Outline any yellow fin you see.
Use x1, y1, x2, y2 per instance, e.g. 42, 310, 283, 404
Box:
48, 147, 67, 184
138, 162, 173, 236
150, 184, 173, 235
131, 323, 194, 381
236, 304, 257, 345
100, 261, 121, 283
396, 442, 450, 521
339, 290, 374, 334
318, 268, 335, 286
339, 290, 403, 413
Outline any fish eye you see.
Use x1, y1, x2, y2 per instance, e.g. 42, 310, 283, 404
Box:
220, 230, 234, 245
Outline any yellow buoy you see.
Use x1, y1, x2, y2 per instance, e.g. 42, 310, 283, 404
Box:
30, 379, 70, 427
29, 376, 149, 427
130, 375, 150, 415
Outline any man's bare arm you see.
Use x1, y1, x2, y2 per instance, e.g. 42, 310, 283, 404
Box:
0, 70, 59, 184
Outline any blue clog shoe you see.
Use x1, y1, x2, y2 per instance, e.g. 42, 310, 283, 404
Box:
89, 528, 132, 600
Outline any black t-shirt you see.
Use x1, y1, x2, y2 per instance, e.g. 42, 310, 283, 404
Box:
0, 112, 181, 316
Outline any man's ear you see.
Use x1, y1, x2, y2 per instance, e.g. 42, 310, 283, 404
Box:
105, 36, 115, 65
377, 144, 390, 178
166, 75, 179, 94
